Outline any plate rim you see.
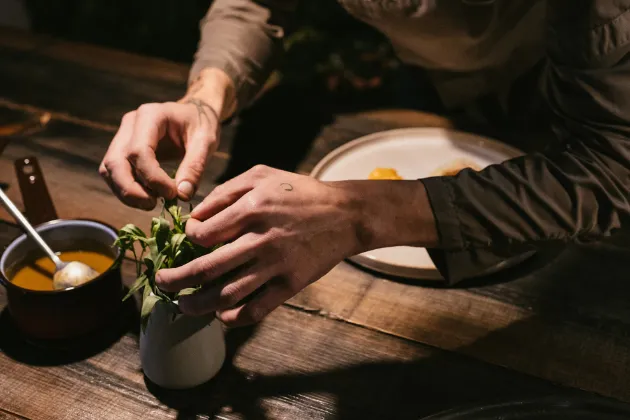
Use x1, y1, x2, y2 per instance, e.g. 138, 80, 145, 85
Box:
309, 127, 524, 179
309, 127, 526, 281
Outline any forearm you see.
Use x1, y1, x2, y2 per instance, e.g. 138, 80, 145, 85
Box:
179, 67, 236, 121
334, 180, 439, 253
190, 0, 297, 115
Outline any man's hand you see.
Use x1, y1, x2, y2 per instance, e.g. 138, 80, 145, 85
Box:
155, 165, 438, 327
100, 68, 235, 210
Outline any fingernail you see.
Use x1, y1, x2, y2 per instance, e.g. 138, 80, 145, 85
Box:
178, 181, 195, 199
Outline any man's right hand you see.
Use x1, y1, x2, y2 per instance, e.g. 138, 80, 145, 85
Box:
99, 68, 235, 210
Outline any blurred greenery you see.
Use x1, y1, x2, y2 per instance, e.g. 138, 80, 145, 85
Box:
23, 0, 399, 94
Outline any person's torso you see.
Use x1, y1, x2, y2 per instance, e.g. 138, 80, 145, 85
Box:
337, 0, 546, 108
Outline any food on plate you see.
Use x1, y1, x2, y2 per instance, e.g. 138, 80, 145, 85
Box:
10, 250, 113, 291
368, 167, 403, 180
431, 159, 481, 177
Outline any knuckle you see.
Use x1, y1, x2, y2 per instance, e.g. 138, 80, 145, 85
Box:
186, 160, 205, 179
211, 183, 225, 196
193, 259, 217, 282
126, 147, 143, 163
219, 283, 242, 308
196, 127, 217, 142
245, 192, 271, 215
251, 164, 270, 177
118, 188, 135, 201
121, 111, 136, 124
137, 103, 159, 116
185, 222, 206, 243
98, 164, 109, 178
140, 172, 158, 187
245, 194, 260, 213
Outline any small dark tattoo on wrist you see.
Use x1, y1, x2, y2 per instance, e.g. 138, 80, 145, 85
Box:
280, 183, 293, 191
185, 98, 219, 126
187, 75, 203, 96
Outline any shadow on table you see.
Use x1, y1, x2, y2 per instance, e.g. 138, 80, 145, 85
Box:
146, 321, 584, 420
146, 232, 630, 419
0, 295, 138, 365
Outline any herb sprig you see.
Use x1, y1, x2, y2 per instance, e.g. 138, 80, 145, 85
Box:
114, 198, 220, 331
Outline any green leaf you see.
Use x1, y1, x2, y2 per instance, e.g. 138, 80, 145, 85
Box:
151, 217, 170, 249
177, 287, 199, 297
123, 273, 148, 301
140, 293, 160, 332
171, 233, 187, 255
167, 202, 181, 222
119, 224, 147, 239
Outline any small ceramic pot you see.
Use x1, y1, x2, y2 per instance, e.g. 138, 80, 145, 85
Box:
0, 219, 123, 340
140, 297, 226, 389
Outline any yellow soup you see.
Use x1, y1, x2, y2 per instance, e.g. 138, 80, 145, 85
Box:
11, 251, 114, 291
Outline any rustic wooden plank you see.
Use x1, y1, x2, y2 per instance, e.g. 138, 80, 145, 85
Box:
0, 242, 586, 420
0, 27, 189, 86
0, 120, 229, 233
0, 27, 49, 52
0, 46, 185, 127
0, 409, 29, 420
4, 113, 630, 405
284, 244, 630, 403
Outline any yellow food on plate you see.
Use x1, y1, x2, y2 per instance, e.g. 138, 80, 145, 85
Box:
368, 168, 403, 180
431, 159, 481, 177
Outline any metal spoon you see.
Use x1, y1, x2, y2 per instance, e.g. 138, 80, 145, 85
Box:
0, 187, 100, 289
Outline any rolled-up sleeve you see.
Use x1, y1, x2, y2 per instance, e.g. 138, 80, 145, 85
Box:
424, 1, 630, 280
190, 0, 297, 111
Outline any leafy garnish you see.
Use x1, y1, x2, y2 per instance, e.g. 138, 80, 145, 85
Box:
114, 198, 221, 331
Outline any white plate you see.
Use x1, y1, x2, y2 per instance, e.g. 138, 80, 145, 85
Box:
310, 127, 524, 280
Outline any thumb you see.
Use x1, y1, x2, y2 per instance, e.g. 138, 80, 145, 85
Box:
175, 126, 218, 201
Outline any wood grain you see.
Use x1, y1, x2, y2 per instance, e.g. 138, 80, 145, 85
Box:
0, 233, 582, 420
0, 119, 230, 233
2, 110, 630, 405
2, 28, 630, 417
0, 27, 189, 85
0, 46, 185, 126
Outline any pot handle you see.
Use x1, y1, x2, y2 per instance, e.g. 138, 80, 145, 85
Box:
14, 157, 58, 226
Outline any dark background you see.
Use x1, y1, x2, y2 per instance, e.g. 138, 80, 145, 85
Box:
22, 0, 404, 99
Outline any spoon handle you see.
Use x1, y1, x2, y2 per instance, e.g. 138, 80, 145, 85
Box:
0, 187, 63, 267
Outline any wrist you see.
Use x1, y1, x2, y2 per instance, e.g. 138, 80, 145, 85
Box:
179, 67, 236, 121
336, 180, 439, 254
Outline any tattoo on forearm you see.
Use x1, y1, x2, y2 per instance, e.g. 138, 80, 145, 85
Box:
187, 75, 203, 97
185, 98, 219, 126
280, 183, 293, 191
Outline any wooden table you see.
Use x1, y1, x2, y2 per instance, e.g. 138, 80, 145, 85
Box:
1, 27, 630, 419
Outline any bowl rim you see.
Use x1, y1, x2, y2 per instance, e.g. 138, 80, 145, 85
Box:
0, 218, 121, 295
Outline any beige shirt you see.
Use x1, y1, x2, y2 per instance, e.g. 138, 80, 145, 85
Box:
191, 0, 545, 110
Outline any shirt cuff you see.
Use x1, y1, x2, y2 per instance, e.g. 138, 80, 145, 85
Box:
421, 176, 465, 250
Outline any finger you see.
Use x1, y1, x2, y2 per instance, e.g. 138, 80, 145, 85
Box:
155, 233, 261, 292
185, 194, 254, 247
217, 278, 294, 327
175, 126, 217, 201
191, 164, 274, 220
178, 262, 276, 316
127, 103, 178, 199
100, 113, 157, 209
101, 165, 157, 210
